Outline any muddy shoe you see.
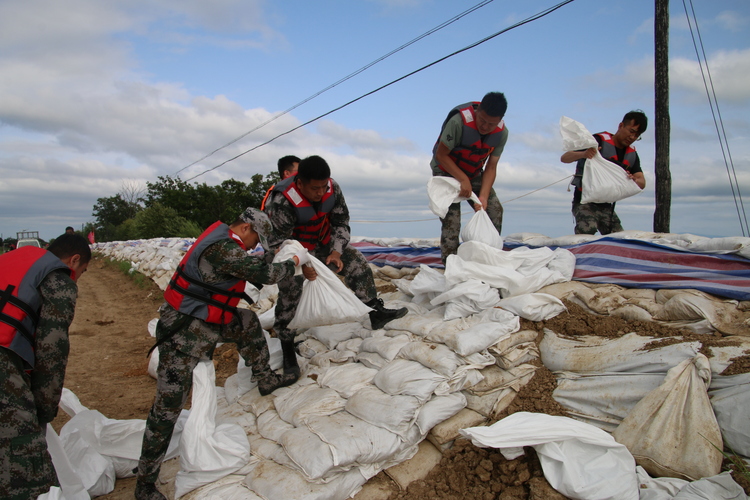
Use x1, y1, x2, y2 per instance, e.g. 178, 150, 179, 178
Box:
134, 480, 166, 500
281, 339, 301, 378
257, 370, 297, 396
367, 298, 408, 330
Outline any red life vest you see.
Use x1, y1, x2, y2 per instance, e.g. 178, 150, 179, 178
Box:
164, 222, 249, 324
597, 132, 638, 168
272, 176, 336, 251
572, 132, 639, 191
433, 102, 506, 179
0, 247, 70, 368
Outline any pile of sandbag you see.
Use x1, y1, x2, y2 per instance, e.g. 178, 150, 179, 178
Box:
540, 328, 750, 483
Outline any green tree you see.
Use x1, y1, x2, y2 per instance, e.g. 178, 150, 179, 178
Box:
133, 203, 202, 239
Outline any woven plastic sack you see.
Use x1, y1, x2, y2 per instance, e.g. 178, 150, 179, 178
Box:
460, 209, 503, 249
559, 116, 642, 204
427, 177, 481, 218
285, 254, 372, 330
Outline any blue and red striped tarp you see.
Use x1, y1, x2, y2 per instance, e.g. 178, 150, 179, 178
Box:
352, 237, 750, 301
351, 241, 443, 269
566, 237, 750, 301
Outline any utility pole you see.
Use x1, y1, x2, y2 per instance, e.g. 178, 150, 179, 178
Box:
653, 0, 671, 232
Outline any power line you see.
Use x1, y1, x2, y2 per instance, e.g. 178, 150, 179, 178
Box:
175, 0, 496, 176
682, 0, 748, 236
184, 0, 576, 182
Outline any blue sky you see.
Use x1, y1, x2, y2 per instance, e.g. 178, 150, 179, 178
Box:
1, 0, 748, 242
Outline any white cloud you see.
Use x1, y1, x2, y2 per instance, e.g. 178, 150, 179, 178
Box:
671, 48, 750, 102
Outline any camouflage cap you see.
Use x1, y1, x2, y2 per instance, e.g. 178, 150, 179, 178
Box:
239, 207, 272, 249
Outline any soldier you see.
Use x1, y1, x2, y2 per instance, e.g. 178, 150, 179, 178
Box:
135, 208, 308, 500
264, 155, 408, 378
561, 110, 647, 235
430, 92, 509, 264
260, 155, 301, 210
0, 233, 91, 499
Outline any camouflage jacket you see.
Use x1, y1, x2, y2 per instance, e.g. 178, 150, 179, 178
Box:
264, 179, 351, 255
157, 237, 296, 358
0, 269, 77, 436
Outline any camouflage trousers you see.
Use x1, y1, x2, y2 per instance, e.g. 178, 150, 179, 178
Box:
437, 172, 503, 264
572, 202, 623, 235
137, 309, 271, 484
0, 352, 57, 500
274, 243, 377, 342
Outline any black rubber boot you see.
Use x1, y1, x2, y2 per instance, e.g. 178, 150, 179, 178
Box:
134, 480, 166, 500
281, 339, 301, 378
367, 298, 408, 330
257, 370, 297, 396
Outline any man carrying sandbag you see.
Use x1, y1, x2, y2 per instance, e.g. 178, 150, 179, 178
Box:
431, 91, 509, 264
560, 110, 647, 235
264, 155, 408, 377
0, 233, 91, 500
135, 208, 307, 500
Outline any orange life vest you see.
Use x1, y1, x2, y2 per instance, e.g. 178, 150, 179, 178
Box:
273, 176, 336, 251
0, 247, 70, 368
164, 222, 249, 324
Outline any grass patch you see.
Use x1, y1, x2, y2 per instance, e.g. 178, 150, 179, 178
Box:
101, 255, 153, 290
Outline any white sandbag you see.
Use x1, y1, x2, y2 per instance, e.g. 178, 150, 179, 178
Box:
553, 371, 668, 432
653, 293, 721, 331
345, 385, 421, 438
306, 412, 404, 468
461, 412, 639, 500
467, 364, 537, 396
286, 254, 372, 330
496, 293, 566, 321
560, 116, 599, 151
428, 408, 487, 446
360, 334, 411, 361
427, 314, 519, 357
709, 372, 750, 458
464, 387, 517, 419
273, 384, 347, 427
310, 348, 357, 368
448, 242, 574, 297
415, 392, 467, 436
256, 409, 295, 443
187, 473, 263, 500
297, 337, 329, 359
58, 427, 116, 497
430, 279, 501, 320
409, 265, 447, 308
397, 341, 463, 378
355, 351, 388, 370
560, 116, 642, 204
244, 459, 366, 500
612, 354, 723, 481
248, 435, 296, 470
44, 425, 89, 500
427, 176, 481, 218
307, 322, 364, 350
317, 363, 379, 399
272, 239, 307, 276
383, 307, 445, 337
580, 153, 643, 204
460, 208, 503, 248
492, 329, 539, 355
540, 330, 700, 373
491, 341, 539, 370
174, 361, 250, 499
278, 427, 339, 480
636, 467, 749, 500
373, 359, 447, 403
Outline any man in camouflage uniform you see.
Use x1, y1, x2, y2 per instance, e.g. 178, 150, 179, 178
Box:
0, 233, 91, 500
264, 155, 407, 377
135, 208, 307, 500
431, 92, 509, 264
561, 110, 647, 235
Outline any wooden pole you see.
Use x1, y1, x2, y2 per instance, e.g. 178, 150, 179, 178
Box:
653, 0, 671, 232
